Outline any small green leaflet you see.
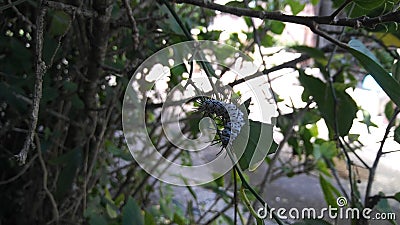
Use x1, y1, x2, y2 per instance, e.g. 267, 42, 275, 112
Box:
348, 39, 400, 108
237, 120, 276, 171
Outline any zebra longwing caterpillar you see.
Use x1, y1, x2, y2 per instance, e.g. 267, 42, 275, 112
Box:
193, 97, 245, 149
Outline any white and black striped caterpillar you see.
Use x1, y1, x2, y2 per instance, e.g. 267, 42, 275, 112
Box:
193, 97, 245, 149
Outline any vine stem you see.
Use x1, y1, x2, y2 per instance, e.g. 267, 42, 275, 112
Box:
235, 165, 284, 224
233, 167, 238, 225
161, 1, 284, 224
225, 149, 284, 225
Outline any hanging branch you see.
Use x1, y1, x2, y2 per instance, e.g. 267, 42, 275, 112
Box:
15, 1, 47, 165
174, 0, 400, 29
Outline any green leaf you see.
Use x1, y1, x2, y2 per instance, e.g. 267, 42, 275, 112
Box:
0, 82, 28, 112
392, 60, 400, 82
315, 141, 338, 160
63, 80, 78, 92
300, 109, 321, 125
105, 140, 133, 161
173, 213, 187, 225
170, 64, 186, 87
52, 148, 82, 199
310, 0, 320, 5
348, 134, 360, 142
348, 39, 400, 108
238, 120, 275, 171
394, 192, 400, 202
144, 211, 156, 225
384, 101, 395, 120
49, 11, 71, 36
268, 140, 278, 155
160, 198, 173, 219
353, 0, 386, 9
261, 34, 273, 47
122, 197, 144, 225
214, 175, 225, 187
225, 1, 246, 8
71, 94, 84, 110
115, 193, 125, 206
319, 175, 341, 209
359, 109, 378, 133
299, 71, 357, 137
104, 58, 125, 71
376, 193, 396, 225
288, 1, 305, 15
88, 215, 107, 225
394, 126, 400, 144
270, 21, 285, 34
241, 97, 252, 114
105, 204, 117, 219
104, 189, 118, 219
42, 86, 59, 103
198, 30, 222, 40
221, 214, 234, 225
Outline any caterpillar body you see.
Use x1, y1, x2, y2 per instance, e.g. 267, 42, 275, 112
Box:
194, 97, 245, 149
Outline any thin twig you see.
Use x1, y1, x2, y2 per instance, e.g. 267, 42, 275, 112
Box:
36, 134, 59, 225
234, 165, 284, 225
229, 54, 311, 87
382, 149, 400, 154
322, 6, 359, 206
224, 148, 284, 225
364, 107, 400, 207
7, 0, 35, 29
0, 154, 38, 185
0, 0, 27, 12
233, 167, 238, 225
203, 201, 234, 225
47, 1, 83, 69
122, 0, 139, 50
243, 0, 280, 115
264, 100, 313, 182
324, 157, 349, 200
15, 1, 47, 165
329, 0, 352, 20
309, 23, 349, 50
341, 138, 370, 169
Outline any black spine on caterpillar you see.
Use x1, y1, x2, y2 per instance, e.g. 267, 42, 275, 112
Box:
195, 97, 245, 149
220, 127, 231, 148
197, 98, 229, 121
